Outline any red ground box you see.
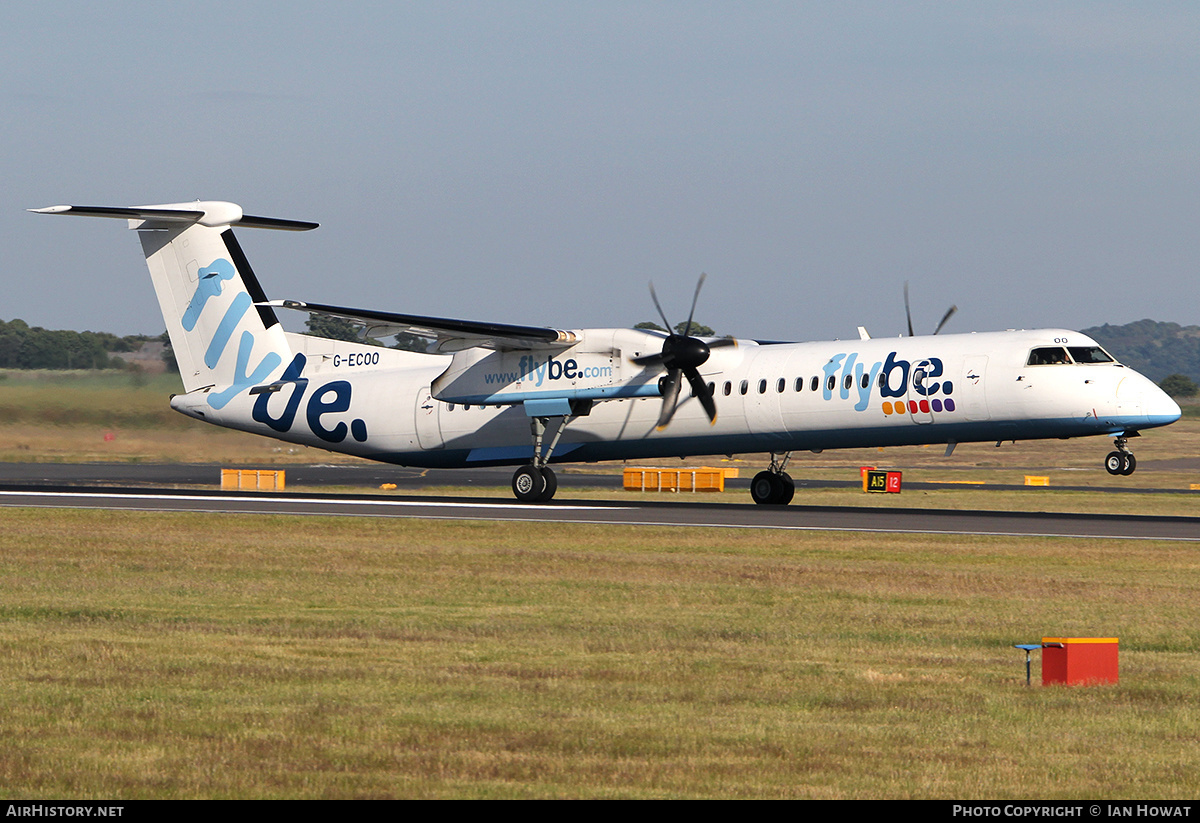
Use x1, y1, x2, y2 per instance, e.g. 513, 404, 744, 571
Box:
1042, 637, 1119, 686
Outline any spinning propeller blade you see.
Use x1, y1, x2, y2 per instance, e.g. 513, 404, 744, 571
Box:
933, 304, 958, 335
636, 274, 722, 429
904, 281, 957, 336
904, 281, 915, 337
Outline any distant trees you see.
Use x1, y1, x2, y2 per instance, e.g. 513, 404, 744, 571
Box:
0, 318, 137, 370
391, 332, 431, 352
1082, 320, 1200, 384
160, 331, 178, 373
7, 312, 1200, 381
635, 320, 717, 336
305, 312, 430, 352
1159, 374, 1198, 398
305, 313, 366, 343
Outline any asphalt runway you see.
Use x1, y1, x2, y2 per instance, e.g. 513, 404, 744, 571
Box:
0, 460, 1195, 494
0, 463, 1196, 540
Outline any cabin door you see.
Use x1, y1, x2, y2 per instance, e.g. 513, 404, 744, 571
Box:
414, 386, 444, 449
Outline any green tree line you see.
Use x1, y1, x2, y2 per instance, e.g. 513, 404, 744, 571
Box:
5, 313, 1200, 389
0, 318, 150, 370
1082, 319, 1200, 384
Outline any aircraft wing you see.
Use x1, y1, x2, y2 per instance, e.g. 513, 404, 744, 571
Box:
265, 300, 578, 353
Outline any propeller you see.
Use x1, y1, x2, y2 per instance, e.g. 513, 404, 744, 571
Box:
632, 273, 735, 429
904, 281, 958, 336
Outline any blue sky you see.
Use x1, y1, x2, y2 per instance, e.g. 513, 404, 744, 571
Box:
5, 2, 1199, 341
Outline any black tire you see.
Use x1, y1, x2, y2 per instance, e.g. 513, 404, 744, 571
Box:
1104, 451, 1124, 476
751, 471, 781, 505
777, 472, 795, 505
536, 467, 558, 502
1120, 452, 1137, 476
512, 465, 546, 502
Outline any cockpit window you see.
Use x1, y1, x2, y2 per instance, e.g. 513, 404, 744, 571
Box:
1067, 346, 1115, 364
1026, 347, 1070, 366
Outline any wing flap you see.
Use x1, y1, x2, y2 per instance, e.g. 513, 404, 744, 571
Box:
267, 300, 578, 352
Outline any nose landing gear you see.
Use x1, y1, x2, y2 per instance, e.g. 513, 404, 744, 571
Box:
1104, 434, 1137, 476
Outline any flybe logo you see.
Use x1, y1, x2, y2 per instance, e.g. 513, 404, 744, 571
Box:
819, 351, 955, 415
484, 355, 613, 387
187, 258, 281, 410
185, 258, 368, 444
251, 354, 369, 444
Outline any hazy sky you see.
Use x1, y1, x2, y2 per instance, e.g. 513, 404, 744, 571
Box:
5, 2, 1199, 342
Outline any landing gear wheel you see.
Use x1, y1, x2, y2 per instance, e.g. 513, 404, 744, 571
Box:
536, 467, 558, 502
777, 472, 795, 505
751, 471, 777, 504
512, 465, 547, 502
1104, 451, 1124, 476
751, 471, 792, 505
1120, 452, 1137, 476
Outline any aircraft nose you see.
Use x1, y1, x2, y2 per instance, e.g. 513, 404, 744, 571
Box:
1146, 384, 1182, 424
1114, 371, 1181, 429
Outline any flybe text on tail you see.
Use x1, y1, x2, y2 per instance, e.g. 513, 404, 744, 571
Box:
188, 257, 282, 409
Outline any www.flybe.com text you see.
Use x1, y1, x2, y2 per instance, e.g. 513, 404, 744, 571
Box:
484, 355, 613, 387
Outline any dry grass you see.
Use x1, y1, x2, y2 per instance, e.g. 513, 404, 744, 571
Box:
0, 509, 1197, 798
0, 371, 357, 464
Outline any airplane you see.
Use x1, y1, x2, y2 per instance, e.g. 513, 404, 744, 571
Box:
31, 200, 1182, 504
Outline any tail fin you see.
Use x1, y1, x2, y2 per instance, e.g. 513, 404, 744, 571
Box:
31, 201, 317, 408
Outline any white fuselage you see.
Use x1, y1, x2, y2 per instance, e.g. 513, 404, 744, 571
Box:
171, 327, 1180, 468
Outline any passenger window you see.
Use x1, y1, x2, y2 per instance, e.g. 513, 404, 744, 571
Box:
758, 379, 767, 394
826, 375, 836, 391
1027, 347, 1070, 366
740, 380, 749, 395
860, 373, 869, 389
777, 378, 786, 393
843, 374, 852, 390
811, 376, 819, 392
707, 382, 715, 396
723, 381, 732, 396
795, 377, 803, 392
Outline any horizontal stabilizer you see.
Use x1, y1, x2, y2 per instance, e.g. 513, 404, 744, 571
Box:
30, 202, 318, 231
267, 299, 577, 353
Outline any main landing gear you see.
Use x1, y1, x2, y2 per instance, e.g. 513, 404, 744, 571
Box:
751, 452, 795, 505
1104, 433, 1138, 476
512, 464, 558, 503
510, 402, 590, 503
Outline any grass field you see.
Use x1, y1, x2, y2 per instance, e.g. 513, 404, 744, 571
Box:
1, 510, 1198, 799
0, 370, 312, 465
0, 370, 1198, 798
